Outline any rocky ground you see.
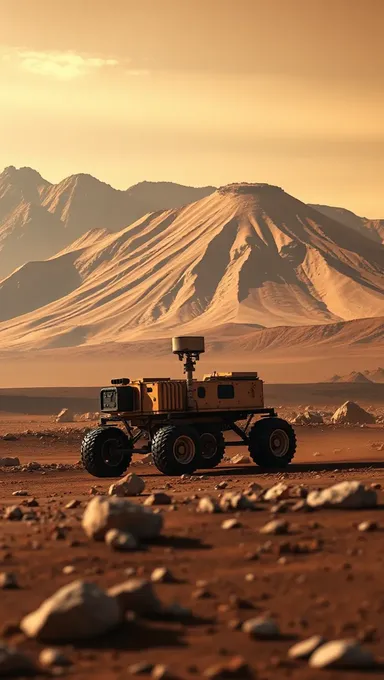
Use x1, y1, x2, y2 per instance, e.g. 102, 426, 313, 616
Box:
1, 417, 384, 678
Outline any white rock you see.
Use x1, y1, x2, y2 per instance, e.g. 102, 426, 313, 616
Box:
197, 496, 220, 514
358, 520, 378, 532
82, 496, 163, 541
288, 635, 326, 659
12, 490, 28, 497
108, 473, 145, 497
108, 578, 162, 615
264, 482, 290, 501
231, 453, 252, 465
242, 616, 280, 638
221, 518, 241, 530
105, 528, 137, 551
307, 481, 377, 510
56, 408, 74, 423
151, 567, 175, 584
0, 643, 36, 676
20, 580, 121, 641
259, 519, 289, 535
39, 647, 71, 667
309, 639, 376, 669
0, 457, 20, 467
331, 401, 375, 425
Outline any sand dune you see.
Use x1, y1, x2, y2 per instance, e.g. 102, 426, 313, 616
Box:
0, 165, 214, 279
0, 182, 383, 351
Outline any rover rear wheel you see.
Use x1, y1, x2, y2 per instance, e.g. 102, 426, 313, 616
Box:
248, 417, 296, 468
81, 427, 132, 478
151, 424, 201, 475
196, 427, 225, 469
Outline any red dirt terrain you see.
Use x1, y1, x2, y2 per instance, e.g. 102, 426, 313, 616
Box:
1, 416, 384, 679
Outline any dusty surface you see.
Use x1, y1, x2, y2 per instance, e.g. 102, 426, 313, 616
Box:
1, 418, 384, 678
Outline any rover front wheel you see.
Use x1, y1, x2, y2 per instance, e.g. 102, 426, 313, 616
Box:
248, 418, 296, 468
196, 427, 225, 469
151, 424, 201, 475
81, 427, 132, 478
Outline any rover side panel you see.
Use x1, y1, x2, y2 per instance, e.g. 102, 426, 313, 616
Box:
192, 379, 264, 410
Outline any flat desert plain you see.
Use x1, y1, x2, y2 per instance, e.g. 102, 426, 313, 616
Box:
1, 388, 384, 679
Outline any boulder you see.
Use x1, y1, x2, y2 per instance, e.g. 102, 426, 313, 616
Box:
307, 481, 377, 510
108, 578, 162, 615
55, 408, 74, 423
20, 580, 121, 641
309, 639, 376, 669
82, 496, 163, 541
331, 401, 375, 425
108, 473, 145, 497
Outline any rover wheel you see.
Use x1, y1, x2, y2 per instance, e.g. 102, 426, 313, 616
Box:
81, 427, 132, 478
196, 427, 225, 469
151, 424, 201, 475
248, 417, 296, 468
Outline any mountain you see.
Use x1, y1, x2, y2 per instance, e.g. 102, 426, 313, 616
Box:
0, 182, 383, 350
0, 166, 215, 279
328, 365, 384, 383
310, 204, 384, 244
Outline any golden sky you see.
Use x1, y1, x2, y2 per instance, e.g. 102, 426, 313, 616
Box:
1, 0, 383, 215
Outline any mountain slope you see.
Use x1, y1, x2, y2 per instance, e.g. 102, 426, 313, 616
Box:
0, 183, 383, 350
0, 166, 215, 279
310, 204, 384, 244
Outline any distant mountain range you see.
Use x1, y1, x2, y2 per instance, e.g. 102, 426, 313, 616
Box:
0, 177, 382, 350
328, 367, 384, 383
0, 165, 214, 279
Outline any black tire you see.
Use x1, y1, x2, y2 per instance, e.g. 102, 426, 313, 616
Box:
151, 424, 201, 476
195, 426, 225, 469
248, 417, 296, 468
81, 427, 132, 478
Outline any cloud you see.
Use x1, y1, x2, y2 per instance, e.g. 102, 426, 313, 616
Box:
10, 49, 119, 80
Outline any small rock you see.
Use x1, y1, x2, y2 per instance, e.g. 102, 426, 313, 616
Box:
231, 453, 251, 465
197, 496, 220, 513
0, 457, 20, 467
358, 520, 378, 532
288, 635, 326, 659
0, 572, 19, 589
12, 490, 28, 497
259, 519, 289, 535
144, 492, 172, 506
151, 665, 174, 679
203, 655, 253, 678
39, 647, 71, 667
242, 616, 280, 639
105, 528, 138, 551
219, 492, 255, 511
20, 580, 122, 641
56, 408, 74, 423
307, 481, 377, 510
62, 565, 76, 575
4, 506, 23, 521
215, 481, 228, 490
151, 567, 175, 583
108, 473, 145, 497
221, 518, 241, 530
0, 643, 36, 676
82, 496, 163, 540
65, 499, 81, 509
2, 433, 19, 441
264, 482, 290, 502
129, 661, 154, 675
309, 639, 376, 669
108, 578, 162, 615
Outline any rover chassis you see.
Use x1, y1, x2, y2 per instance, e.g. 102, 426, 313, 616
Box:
81, 408, 297, 477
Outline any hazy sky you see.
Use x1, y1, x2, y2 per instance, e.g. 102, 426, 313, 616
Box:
1, 0, 383, 215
